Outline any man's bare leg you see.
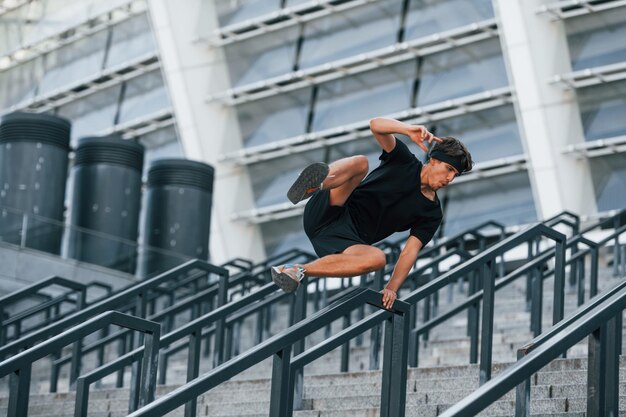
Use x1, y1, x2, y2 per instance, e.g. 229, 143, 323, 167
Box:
304, 244, 386, 277
324, 155, 369, 206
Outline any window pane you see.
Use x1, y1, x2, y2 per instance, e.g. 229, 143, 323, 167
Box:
441, 172, 537, 235
117, 70, 170, 124
405, 0, 494, 40
37, 31, 108, 95
433, 105, 523, 162
215, 0, 281, 27
223, 26, 299, 87
55, 84, 121, 144
566, 7, 626, 70
416, 38, 507, 106
249, 148, 326, 207
299, 1, 402, 70
312, 60, 415, 131
105, 13, 157, 69
237, 87, 312, 148
578, 80, 626, 141
589, 154, 626, 212
0, 57, 43, 108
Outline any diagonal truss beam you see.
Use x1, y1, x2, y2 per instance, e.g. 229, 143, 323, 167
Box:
564, 135, 626, 158
203, 0, 381, 47
208, 19, 498, 106
537, 0, 626, 20
551, 61, 626, 89
2, 53, 160, 115
0, 0, 147, 72
220, 87, 513, 165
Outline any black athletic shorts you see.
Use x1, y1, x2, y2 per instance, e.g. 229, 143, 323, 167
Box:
303, 189, 366, 258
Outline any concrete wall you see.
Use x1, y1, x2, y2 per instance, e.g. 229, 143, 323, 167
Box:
0, 242, 137, 297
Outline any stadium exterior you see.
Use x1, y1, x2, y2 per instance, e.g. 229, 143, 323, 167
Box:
1, 0, 625, 265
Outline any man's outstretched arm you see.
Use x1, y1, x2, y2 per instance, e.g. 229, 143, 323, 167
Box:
381, 235, 423, 309
369, 117, 441, 153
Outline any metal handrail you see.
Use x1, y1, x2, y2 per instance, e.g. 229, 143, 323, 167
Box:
0, 259, 225, 391
127, 287, 411, 417
0, 311, 160, 417
48, 265, 271, 387
438, 283, 626, 417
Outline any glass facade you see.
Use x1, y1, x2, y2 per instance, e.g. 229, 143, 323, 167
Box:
217, 0, 536, 256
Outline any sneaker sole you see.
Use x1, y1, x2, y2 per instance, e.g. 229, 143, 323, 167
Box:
287, 162, 329, 205
271, 266, 300, 293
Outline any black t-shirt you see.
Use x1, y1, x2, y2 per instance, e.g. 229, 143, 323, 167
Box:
345, 138, 443, 246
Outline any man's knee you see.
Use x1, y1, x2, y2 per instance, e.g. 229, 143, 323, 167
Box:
369, 249, 386, 271
352, 155, 369, 176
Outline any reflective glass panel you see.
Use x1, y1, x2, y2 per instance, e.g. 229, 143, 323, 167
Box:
237, 87, 312, 148
433, 105, 522, 162
37, 32, 108, 95
440, 172, 537, 235
312, 60, 415, 131
0, 57, 43, 109
405, 0, 494, 40
299, 1, 402, 70
117, 70, 170, 124
566, 7, 626, 70
589, 154, 626, 212
416, 38, 507, 105
249, 148, 326, 207
105, 13, 157, 69
55, 84, 121, 144
578, 80, 626, 141
215, 0, 281, 27
223, 25, 299, 87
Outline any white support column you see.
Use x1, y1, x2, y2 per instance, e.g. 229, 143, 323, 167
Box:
146, 0, 266, 263
492, 0, 597, 219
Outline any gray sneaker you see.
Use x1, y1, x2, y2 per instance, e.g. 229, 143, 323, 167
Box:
271, 264, 306, 293
287, 162, 329, 204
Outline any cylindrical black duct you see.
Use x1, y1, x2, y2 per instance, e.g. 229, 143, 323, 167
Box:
139, 159, 214, 278
0, 112, 71, 254
68, 135, 144, 273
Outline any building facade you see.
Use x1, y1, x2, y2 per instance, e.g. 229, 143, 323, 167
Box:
1, 0, 625, 263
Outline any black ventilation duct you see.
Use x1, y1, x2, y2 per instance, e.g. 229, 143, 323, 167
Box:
0, 112, 71, 254
139, 159, 214, 278
68, 135, 144, 273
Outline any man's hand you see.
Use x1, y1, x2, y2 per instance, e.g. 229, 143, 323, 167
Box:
407, 125, 442, 152
381, 288, 397, 310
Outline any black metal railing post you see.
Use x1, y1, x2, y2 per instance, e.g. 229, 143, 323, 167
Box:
604, 313, 620, 417
587, 324, 607, 417
478, 260, 495, 385
369, 269, 384, 370
380, 304, 410, 417
269, 346, 293, 417
213, 270, 229, 367
7, 365, 32, 417
529, 264, 543, 337
183, 328, 202, 417
468, 268, 479, 364
552, 235, 566, 324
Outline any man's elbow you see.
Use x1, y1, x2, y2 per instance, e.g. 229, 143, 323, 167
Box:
369, 117, 382, 131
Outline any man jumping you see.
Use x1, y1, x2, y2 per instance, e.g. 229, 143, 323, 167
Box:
271, 117, 473, 309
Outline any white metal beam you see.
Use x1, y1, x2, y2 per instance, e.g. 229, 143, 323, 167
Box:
2, 53, 160, 115
232, 154, 528, 224
220, 87, 513, 165
537, 0, 626, 20
98, 108, 175, 139
551, 61, 626, 89
564, 134, 626, 158
208, 19, 498, 106
0, 0, 146, 71
0, 0, 30, 17
203, 0, 380, 47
